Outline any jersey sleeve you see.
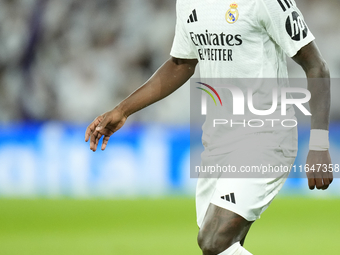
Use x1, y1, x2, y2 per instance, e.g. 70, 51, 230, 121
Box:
170, 0, 197, 59
257, 0, 315, 57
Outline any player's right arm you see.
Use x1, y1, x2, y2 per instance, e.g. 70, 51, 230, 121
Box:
85, 57, 198, 152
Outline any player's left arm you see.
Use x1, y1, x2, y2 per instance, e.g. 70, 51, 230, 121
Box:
292, 41, 332, 190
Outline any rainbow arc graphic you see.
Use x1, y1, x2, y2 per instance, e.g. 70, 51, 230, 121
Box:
196, 82, 223, 106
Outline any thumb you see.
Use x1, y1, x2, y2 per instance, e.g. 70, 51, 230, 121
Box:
96, 115, 110, 131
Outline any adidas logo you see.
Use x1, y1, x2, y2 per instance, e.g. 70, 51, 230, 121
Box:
221, 193, 236, 204
187, 9, 198, 23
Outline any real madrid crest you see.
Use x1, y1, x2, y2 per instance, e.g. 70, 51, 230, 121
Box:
226, 3, 239, 24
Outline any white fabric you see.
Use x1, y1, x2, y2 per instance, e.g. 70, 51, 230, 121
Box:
309, 129, 329, 151
170, 0, 315, 77
218, 242, 240, 255
196, 147, 295, 226
199, 81, 298, 157
171, 0, 312, 227
218, 242, 253, 255
170, 0, 313, 155
236, 246, 253, 255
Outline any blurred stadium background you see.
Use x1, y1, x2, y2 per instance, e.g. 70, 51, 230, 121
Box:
0, 0, 339, 254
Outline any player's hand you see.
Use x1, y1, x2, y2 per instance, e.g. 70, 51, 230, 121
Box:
305, 150, 333, 190
85, 108, 127, 152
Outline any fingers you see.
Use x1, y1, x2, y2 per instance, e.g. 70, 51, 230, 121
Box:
90, 133, 111, 152
322, 175, 330, 186
90, 130, 102, 152
94, 132, 102, 151
314, 178, 324, 190
305, 150, 334, 191
86, 115, 111, 151
308, 177, 316, 190
315, 178, 328, 190
96, 115, 110, 131
85, 123, 95, 142
101, 136, 110, 151
309, 172, 332, 190
318, 167, 333, 190
89, 126, 113, 152
328, 171, 333, 185
322, 169, 333, 190
308, 178, 329, 190
86, 110, 125, 151
85, 117, 102, 142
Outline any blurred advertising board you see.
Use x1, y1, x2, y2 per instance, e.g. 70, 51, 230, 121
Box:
0, 122, 339, 198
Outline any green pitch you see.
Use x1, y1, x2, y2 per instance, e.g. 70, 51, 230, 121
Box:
0, 197, 339, 255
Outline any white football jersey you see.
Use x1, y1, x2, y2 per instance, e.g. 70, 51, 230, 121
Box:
171, 0, 314, 78
170, 0, 315, 156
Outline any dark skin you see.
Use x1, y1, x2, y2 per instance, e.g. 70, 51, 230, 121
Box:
85, 41, 332, 255
85, 57, 198, 151
197, 205, 253, 255
292, 41, 332, 190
